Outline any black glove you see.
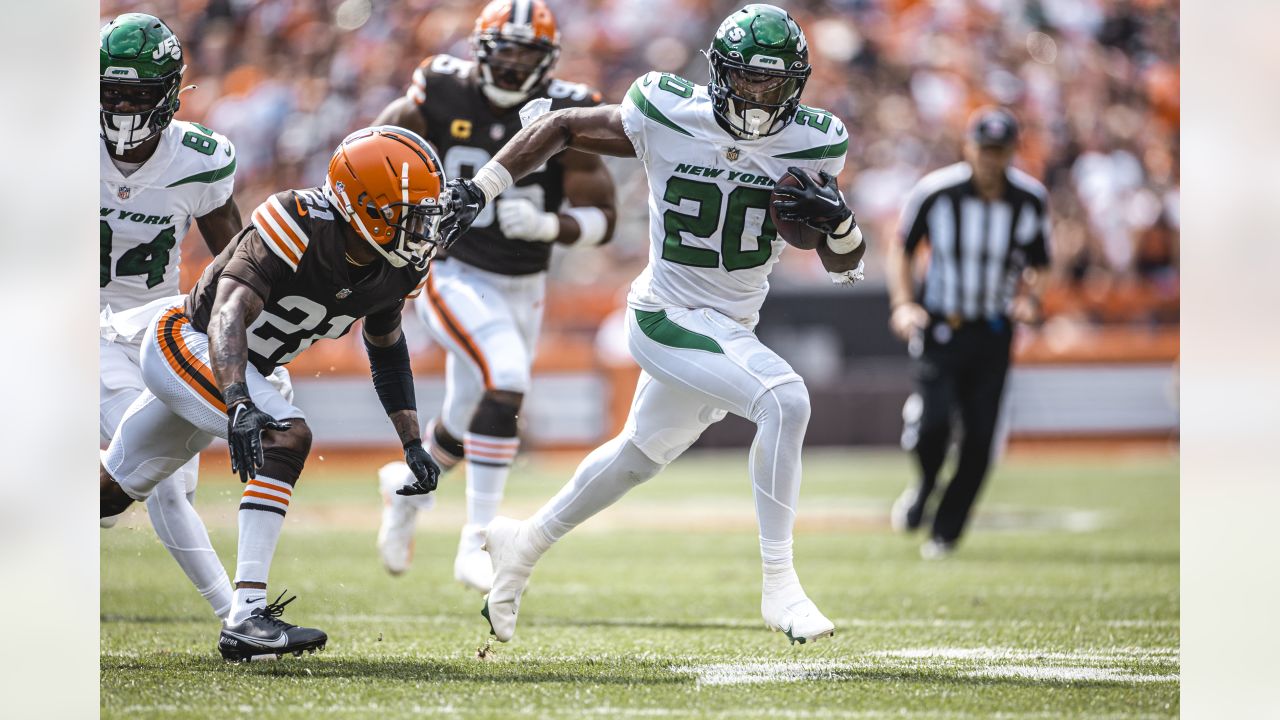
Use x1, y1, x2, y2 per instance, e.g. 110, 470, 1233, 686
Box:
396, 439, 441, 496
438, 178, 487, 249
772, 167, 854, 235
225, 383, 291, 483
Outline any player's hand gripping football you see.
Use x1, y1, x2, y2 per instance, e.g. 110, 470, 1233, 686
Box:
396, 439, 441, 496
438, 178, 488, 249
224, 383, 292, 483
772, 167, 853, 235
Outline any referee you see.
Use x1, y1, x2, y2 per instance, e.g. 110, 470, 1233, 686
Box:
886, 107, 1050, 559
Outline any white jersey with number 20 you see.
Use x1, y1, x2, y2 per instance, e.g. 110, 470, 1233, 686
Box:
619, 72, 848, 323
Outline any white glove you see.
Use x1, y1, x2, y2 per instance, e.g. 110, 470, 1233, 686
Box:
497, 198, 559, 242
828, 259, 866, 287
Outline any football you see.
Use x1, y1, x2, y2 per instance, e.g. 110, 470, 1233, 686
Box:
769, 168, 828, 250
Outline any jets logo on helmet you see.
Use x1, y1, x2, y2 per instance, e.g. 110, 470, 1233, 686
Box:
152, 35, 181, 61
705, 4, 811, 141
324, 126, 449, 271
100, 13, 188, 155
471, 0, 561, 108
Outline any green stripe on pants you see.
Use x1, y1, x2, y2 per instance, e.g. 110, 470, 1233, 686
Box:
634, 309, 724, 354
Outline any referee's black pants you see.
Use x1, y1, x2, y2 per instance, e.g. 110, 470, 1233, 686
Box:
910, 318, 1012, 544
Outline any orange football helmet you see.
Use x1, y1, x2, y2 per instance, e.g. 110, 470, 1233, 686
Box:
324, 126, 447, 270
471, 0, 560, 107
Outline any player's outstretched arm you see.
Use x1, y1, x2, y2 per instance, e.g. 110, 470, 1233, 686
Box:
195, 196, 243, 255
440, 106, 631, 245
364, 309, 440, 495
498, 105, 636, 180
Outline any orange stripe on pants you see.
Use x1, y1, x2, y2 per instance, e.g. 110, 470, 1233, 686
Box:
425, 273, 493, 388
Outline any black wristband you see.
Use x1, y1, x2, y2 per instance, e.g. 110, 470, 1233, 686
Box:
366, 333, 417, 414
403, 438, 424, 451
223, 382, 251, 408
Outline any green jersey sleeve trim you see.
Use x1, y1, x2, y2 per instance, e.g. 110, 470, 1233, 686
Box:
634, 309, 723, 354
772, 138, 849, 160
625, 81, 694, 137
166, 157, 237, 187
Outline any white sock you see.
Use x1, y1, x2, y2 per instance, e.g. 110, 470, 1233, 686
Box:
530, 437, 663, 543
463, 432, 519, 527
747, 382, 810, 570
145, 464, 232, 620
759, 537, 794, 571
230, 475, 292, 624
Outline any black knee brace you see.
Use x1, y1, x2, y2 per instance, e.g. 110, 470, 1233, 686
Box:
469, 392, 522, 438
260, 445, 308, 485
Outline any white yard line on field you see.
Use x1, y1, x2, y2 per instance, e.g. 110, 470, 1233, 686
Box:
963, 665, 1179, 683
870, 647, 1180, 663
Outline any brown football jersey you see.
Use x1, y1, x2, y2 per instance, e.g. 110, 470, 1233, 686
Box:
185, 187, 428, 375
408, 53, 603, 276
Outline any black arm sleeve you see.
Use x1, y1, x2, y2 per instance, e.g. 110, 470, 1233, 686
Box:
365, 332, 416, 414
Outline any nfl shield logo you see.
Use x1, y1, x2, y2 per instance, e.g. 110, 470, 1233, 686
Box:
490, 124, 505, 141
335, 288, 352, 299
725, 147, 740, 161
117, 186, 131, 200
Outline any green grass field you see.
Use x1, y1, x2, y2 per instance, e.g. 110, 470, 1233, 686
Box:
101, 447, 1178, 719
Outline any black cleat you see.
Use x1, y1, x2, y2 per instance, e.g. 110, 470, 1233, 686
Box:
217, 591, 328, 662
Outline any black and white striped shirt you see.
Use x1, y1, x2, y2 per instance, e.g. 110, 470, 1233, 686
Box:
899, 162, 1050, 321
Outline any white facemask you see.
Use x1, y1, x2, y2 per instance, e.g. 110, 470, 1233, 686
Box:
103, 112, 157, 155
727, 98, 777, 140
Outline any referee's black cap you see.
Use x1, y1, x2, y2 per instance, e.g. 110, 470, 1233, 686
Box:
967, 106, 1020, 148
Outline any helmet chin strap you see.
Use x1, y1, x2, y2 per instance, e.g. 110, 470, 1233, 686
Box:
481, 83, 529, 108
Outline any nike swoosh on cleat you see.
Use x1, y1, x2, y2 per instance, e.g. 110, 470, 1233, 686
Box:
245, 597, 265, 605
222, 629, 289, 648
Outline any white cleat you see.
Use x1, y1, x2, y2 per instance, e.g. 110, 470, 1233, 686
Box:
100, 513, 122, 529
920, 537, 956, 560
890, 486, 924, 533
761, 566, 835, 645
376, 462, 435, 576
481, 517, 543, 642
454, 523, 494, 593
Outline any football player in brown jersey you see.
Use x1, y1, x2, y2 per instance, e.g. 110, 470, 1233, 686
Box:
371, 0, 618, 592
99, 126, 449, 661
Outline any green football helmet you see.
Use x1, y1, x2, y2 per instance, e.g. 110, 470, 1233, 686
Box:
100, 13, 186, 154
706, 4, 811, 140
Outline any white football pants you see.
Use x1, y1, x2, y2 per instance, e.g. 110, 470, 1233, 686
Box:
413, 258, 546, 436
531, 305, 810, 566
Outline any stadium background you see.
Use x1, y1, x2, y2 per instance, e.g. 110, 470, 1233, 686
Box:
98, 0, 1179, 452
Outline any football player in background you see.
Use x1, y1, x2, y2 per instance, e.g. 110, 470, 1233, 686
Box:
99, 127, 446, 661
99, 13, 243, 621
372, 0, 617, 592
431, 4, 865, 644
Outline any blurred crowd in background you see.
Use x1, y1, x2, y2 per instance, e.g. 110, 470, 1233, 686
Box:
101, 0, 1179, 327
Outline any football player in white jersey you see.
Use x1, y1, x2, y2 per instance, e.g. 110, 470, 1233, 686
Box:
99, 13, 245, 620
416, 4, 866, 645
